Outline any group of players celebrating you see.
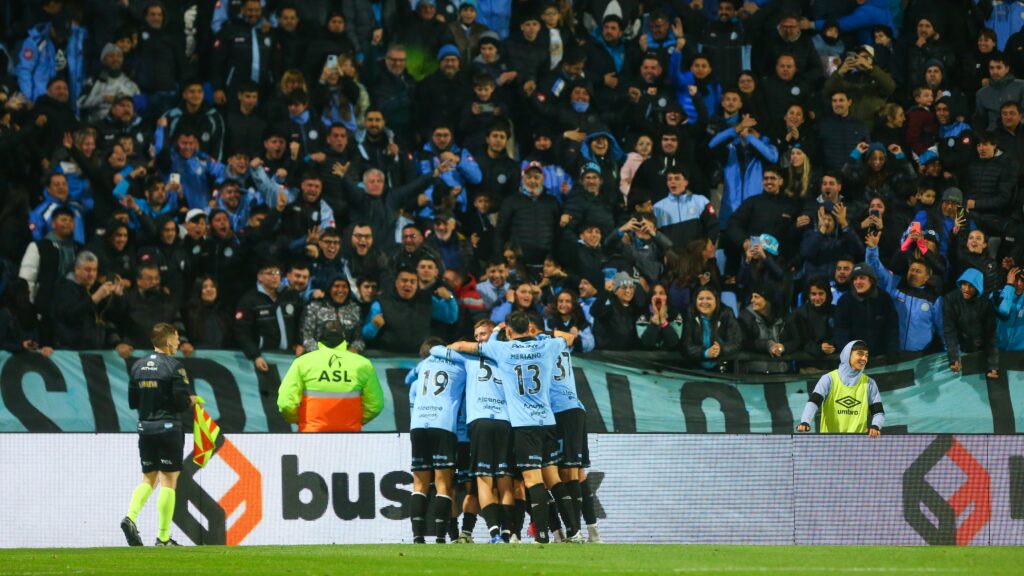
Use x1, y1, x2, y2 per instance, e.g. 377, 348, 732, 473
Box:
407, 310, 602, 544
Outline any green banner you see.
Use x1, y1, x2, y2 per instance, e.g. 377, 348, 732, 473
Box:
0, 350, 1018, 433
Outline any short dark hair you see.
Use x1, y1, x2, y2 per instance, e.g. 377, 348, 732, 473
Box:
506, 310, 532, 335
851, 341, 870, 353
419, 337, 446, 358
989, 51, 1010, 67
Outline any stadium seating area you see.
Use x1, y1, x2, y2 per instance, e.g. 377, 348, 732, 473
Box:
2, 0, 1024, 375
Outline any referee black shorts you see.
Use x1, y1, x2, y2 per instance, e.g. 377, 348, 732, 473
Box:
555, 408, 587, 468
469, 418, 513, 478
411, 428, 458, 471
513, 425, 560, 471
138, 419, 185, 473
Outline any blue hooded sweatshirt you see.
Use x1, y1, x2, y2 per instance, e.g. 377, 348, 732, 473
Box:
814, 0, 895, 45
995, 284, 1024, 351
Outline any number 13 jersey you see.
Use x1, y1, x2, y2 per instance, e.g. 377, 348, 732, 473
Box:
479, 337, 567, 428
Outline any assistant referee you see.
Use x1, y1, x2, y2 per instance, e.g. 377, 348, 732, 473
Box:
121, 323, 196, 547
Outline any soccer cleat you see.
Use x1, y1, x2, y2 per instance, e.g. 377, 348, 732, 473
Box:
566, 531, 585, 544
456, 532, 473, 544
154, 538, 180, 547
527, 522, 538, 540
120, 517, 143, 547
509, 534, 522, 544
489, 534, 506, 544
552, 529, 564, 543
413, 537, 426, 544
587, 524, 603, 544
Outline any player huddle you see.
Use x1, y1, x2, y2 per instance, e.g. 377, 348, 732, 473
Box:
407, 311, 602, 544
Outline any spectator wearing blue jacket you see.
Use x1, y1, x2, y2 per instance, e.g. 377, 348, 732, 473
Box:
995, 266, 1024, 351
415, 123, 482, 219
474, 0, 513, 39
708, 113, 779, 228
669, 51, 721, 125
943, 268, 999, 377
156, 129, 228, 210
652, 166, 718, 247
813, 0, 895, 46
17, 17, 87, 105
865, 230, 944, 352
29, 174, 87, 245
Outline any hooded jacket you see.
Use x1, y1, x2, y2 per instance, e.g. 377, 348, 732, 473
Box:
866, 245, 944, 352
17, 23, 87, 104
833, 268, 900, 355
995, 283, 1024, 351
942, 269, 998, 370
800, 340, 885, 430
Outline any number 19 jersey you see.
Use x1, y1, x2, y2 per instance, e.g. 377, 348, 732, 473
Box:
409, 346, 468, 433
479, 337, 566, 428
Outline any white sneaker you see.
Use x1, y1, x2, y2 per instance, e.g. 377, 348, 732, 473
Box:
587, 524, 603, 543
566, 531, 585, 544
509, 534, 521, 544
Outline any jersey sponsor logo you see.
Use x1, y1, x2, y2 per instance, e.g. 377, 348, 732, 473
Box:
835, 396, 861, 409
317, 369, 353, 383
141, 361, 159, 371
138, 380, 159, 388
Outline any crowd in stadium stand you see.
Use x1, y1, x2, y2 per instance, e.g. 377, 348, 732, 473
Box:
2, 0, 1024, 375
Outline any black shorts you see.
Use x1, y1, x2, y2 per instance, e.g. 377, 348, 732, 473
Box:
555, 408, 587, 468
455, 442, 472, 484
513, 425, 560, 470
138, 420, 185, 473
411, 428, 458, 471
470, 419, 513, 477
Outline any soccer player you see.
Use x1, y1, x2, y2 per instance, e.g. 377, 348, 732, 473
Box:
452, 402, 479, 543
458, 319, 516, 543
408, 337, 469, 543
544, 325, 602, 543
120, 323, 196, 547
796, 340, 884, 435
449, 310, 582, 543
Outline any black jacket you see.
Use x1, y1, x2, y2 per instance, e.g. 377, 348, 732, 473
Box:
233, 286, 303, 359
832, 288, 900, 355
682, 307, 743, 367
725, 192, 802, 261
113, 288, 186, 349
51, 278, 118, 350
495, 191, 561, 260
942, 289, 999, 371
793, 300, 835, 358
591, 289, 647, 351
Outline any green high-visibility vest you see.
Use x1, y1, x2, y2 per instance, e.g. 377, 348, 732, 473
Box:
820, 370, 869, 433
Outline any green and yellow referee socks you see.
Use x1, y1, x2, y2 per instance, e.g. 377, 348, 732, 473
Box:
126, 483, 154, 523
157, 488, 176, 541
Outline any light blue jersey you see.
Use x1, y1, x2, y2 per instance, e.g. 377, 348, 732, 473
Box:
408, 346, 468, 433
479, 336, 566, 428
463, 351, 510, 423
542, 335, 585, 414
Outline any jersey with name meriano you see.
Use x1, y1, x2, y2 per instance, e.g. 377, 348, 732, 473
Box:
479, 336, 566, 427
408, 346, 468, 433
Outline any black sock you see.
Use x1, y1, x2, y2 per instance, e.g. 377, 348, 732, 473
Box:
581, 477, 597, 525
547, 499, 562, 533
410, 492, 428, 542
448, 516, 459, 541
527, 485, 550, 543
432, 495, 452, 542
565, 480, 583, 527
500, 504, 514, 540
461, 512, 477, 535
480, 504, 499, 537
513, 499, 527, 538
551, 482, 579, 536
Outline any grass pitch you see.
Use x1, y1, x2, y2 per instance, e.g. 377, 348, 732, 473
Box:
1, 544, 1021, 575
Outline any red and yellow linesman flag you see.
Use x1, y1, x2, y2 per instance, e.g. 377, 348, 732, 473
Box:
193, 396, 221, 467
